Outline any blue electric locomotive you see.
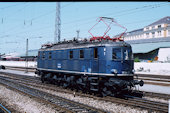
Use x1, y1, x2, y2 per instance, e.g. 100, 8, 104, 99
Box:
36, 40, 143, 96
36, 17, 144, 97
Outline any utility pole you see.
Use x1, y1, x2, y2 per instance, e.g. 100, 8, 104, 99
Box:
76, 30, 80, 40
25, 38, 28, 73
54, 2, 61, 43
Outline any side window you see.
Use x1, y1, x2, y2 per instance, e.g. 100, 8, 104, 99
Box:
123, 48, 133, 60
158, 25, 161, 28
94, 48, 98, 58
123, 49, 129, 60
49, 52, 52, 59
38, 51, 40, 59
80, 50, 84, 58
42, 51, 45, 59
70, 50, 73, 59
112, 48, 121, 60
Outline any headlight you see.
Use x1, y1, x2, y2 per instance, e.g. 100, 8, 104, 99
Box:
111, 69, 117, 74
122, 71, 128, 74
132, 69, 135, 73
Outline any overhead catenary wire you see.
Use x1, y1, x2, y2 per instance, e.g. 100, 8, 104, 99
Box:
0, 2, 169, 40
1, 2, 167, 34
61, 3, 169, 25
0, 2, 74, 34
29, 2, 74, 23
2, 2, 32, 21
2, 4, 169, 53
1, 17, 162, 40
0, 2, 28, 10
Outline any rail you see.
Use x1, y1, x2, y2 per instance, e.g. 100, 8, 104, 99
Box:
0, 104, 11, 113
0, 72, 169, 113
0, 75, 107, 113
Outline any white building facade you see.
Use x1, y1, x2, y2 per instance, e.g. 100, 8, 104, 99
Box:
124, 16, 170, 41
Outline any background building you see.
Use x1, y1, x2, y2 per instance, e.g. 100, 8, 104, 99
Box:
124, 16, 170, 62
124, 16, 170, 41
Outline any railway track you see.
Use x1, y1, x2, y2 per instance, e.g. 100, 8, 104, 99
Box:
0, 69, 170, 100
0, 72, 169, 113
135, 74, 170, 86
0, 75, 106, 113
4, 66, 36, 72
0, 104, 11, 113
2, 65, 170, 86
143, 91, 170, 100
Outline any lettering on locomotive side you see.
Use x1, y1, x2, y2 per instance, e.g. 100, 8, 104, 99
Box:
57, 63, 61, 68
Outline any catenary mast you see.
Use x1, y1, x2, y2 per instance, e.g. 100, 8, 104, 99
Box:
54, 2, 61, 43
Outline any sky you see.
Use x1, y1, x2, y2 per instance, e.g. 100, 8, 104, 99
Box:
0, 2, 170, 55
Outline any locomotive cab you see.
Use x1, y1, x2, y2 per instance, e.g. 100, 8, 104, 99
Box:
110, 45, 134, 75
94, 43, 134, 75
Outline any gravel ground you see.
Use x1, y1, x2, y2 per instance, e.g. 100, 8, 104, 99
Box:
143, 96, 168, 104
31, 86, 148, 113
0, 85, 58, 113
0, 81, 160, 113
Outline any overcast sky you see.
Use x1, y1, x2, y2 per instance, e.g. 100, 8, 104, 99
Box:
0, 2, 170, 54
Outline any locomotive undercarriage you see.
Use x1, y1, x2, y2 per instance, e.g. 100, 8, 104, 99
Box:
39, 70, 143, 97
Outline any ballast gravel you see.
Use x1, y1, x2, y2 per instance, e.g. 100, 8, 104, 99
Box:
0, 83, 155, 113
0, 85, 58, 113
32, 86, 148, 113
143, 96, 168, 104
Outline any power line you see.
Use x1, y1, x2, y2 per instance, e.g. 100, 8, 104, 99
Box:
1, 17, 161, 39
0, 2, 74, 31
1, 3, 164, 30
0, 2, 28, 10
0, 15, 165, 39
29, 2, 74, 22
0, 3, 74, 37
61, 3, 169, 26
101, 3, 167, 17
113, 3, 170, 18
60, 17, 164, 36
3, 2, 31, 19
0, 3, 169, 40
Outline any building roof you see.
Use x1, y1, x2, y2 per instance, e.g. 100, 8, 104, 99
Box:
131, 41, 170, 53
125, 36, 170, 44
147, 16, 170, 27
127, 28, 143, 34
123, 16, 170, 36
124, 28, 143, 36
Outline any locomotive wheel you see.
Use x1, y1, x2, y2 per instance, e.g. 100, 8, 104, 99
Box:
101, 90, 107, 97
63, 83, 68, 88
41, 75, 45, 83
101, 87, 112, 97
62, 77, 67, 88
76, 78, 84, 90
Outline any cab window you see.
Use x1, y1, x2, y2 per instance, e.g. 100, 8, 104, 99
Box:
70, 50, 73, 59
42, 52, 45, 59
80, 50, 84, 58
49, 52, 52, 59
112, 48, 121, 60
123, 48, 133, 60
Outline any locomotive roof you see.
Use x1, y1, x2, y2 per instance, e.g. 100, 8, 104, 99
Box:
39, 40, 131, 51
